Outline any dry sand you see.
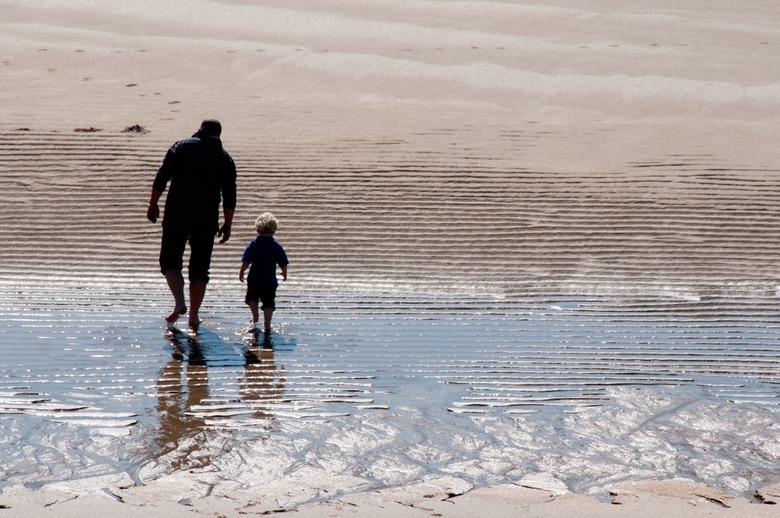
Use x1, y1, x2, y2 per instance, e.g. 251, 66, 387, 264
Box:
2, 1, 780, 516
1, 478, 780, 517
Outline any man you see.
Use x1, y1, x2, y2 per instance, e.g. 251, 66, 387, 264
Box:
147, 119, 236, 331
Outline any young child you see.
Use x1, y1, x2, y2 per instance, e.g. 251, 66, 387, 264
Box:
239, 212, 289, 334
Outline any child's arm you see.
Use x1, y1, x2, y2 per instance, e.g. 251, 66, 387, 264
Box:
280, 265, 288, 282
239, 261, 250, 282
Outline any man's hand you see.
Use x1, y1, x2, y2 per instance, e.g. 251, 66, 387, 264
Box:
147, 203, 159, 223
218, 224, 232, 244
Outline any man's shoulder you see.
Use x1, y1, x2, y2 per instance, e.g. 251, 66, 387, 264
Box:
172, 136, 233, 158
170, 136, 201, 150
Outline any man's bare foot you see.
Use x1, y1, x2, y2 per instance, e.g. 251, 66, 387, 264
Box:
166, 305, 187, 323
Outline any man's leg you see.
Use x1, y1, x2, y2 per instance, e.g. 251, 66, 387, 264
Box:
188, 279, 206, 331
164, 268, 187, 323
160, 229, 189, 323
187, 233, 215, 332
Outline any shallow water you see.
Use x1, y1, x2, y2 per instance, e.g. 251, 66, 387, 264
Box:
2, 277, 780, 502
1, 128, 780, 504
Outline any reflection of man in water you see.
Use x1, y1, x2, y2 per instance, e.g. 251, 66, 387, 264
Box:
155, 332, 285, 470
146, 119, 237, 332
156, 336, 209, 471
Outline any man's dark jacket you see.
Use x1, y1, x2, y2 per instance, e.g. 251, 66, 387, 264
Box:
153, 130, 237, 235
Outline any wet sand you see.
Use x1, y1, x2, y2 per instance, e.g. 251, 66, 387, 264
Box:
2, 1, 780, 516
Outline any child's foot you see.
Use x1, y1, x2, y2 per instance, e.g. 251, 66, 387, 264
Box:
188, 317, 203, 333
264, 327, 271, 335
244, 321, 258, 334
165, 305, 187, 323
166, 321, 182, 333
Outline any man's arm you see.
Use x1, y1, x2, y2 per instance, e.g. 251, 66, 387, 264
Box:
218, 155, 237, 244
218, 207, 235, 244
148, 144, 177, 223
147, 188, 163, 223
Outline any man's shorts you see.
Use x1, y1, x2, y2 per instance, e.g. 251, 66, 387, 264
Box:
159, 228, 215, 283
245, 285, 277, 310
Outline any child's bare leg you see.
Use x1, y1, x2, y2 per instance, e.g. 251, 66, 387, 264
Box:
263, 308, 273, 334
248, 301, 259, 325
164, 269, 187, 323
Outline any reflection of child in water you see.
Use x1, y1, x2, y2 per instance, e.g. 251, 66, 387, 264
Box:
239, 212, 288, 334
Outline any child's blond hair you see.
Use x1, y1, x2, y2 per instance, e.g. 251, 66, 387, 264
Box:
255, 212, 278, 235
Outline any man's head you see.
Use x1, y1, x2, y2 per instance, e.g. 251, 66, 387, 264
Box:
199, 119, 222, 137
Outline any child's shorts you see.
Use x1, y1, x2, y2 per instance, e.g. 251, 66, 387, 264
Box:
245, 285, 277, 310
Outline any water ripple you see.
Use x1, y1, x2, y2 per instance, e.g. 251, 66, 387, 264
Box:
2, 130, 780, 497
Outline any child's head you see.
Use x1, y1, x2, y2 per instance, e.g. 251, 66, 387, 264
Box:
255, 212, 278, 235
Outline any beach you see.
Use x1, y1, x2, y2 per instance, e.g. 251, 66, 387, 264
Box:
2, 1, 780, 516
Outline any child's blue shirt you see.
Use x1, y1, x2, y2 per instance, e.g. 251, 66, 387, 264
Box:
242, 235, 288, 289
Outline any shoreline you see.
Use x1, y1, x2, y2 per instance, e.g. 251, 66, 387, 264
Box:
2, 476, 779, 517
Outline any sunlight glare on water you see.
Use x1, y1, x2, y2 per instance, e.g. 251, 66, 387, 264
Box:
1, 123, 780, 501
1, 275, 780, 498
